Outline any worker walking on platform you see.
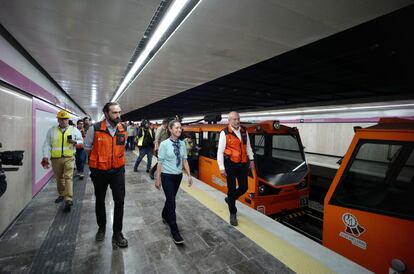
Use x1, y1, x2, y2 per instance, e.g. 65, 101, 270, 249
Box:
75, 119, 86, 180
82, 116, 91, 133
84, 102, 129, 248
125, 121, 136, 151
217, 111, 254, 226
133, 119, 154, 172
155, 119, 192, 244
42, 110, 83, 211
149, 118, 170, 179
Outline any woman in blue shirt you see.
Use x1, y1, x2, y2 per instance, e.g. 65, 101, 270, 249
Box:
155, 120, 193, 244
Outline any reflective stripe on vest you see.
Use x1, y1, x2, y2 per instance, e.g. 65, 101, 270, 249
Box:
51, 126, 74, 158
89, 121, 127, 170
223, 125, 248, 163
137, 128, 153, 146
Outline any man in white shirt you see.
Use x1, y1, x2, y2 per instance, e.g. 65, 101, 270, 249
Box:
125, 122, 136, 151
42, 110, 83, 211
217, 111, 254, 226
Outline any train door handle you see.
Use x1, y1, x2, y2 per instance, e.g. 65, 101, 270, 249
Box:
389, 258, 406, 274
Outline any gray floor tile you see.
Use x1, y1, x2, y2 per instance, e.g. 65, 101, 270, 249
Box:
0, 153, 292, 273
0, 250, 36, 274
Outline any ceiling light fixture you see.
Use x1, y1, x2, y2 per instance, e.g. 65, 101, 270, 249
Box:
111, 0, 190, 103
239, 103, 414, 117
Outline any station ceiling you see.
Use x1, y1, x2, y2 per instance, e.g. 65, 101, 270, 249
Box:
1, 0, 413, 120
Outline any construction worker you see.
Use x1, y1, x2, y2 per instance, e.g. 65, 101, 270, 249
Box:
42, 110, 83, 210
217, 111, 254, 226
84, 102, 128, 248
133, 119, 154, 172
149, 118, 170, 179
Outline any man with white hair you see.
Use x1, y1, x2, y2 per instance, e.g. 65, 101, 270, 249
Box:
217, 111, 254, 226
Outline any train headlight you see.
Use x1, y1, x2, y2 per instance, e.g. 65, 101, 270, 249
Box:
273, 121, 280, 129
259, 185, 266, 194
249, 193, 254, 198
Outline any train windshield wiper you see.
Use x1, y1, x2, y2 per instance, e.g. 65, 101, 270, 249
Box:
291, 161, 306, 172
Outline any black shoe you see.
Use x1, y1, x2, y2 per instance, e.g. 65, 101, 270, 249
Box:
79, 174, 84, 180
162, 218, 167, 225
146, 169, 149, 173
149, 173, 155, 180
55, 196, 64, 203
230, 214, 238, 226
64, 200, 73, 211
95, 227, 106, 241
112, 232, 128, 248
172, 232, 184, 245
224, 197, 229, 204
133, 169, 138, 172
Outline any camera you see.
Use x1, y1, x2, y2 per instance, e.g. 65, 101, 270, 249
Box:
0, 150, 24, 167
0, 142, 25, 197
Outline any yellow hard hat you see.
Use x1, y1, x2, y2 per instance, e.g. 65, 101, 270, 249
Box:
57, 110, 70, 119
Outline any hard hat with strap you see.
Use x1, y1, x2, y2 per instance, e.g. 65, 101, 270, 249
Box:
57, 110, 70, 119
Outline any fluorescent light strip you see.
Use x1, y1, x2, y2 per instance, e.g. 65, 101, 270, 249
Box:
0, 86, 32, 102
240, 103, 414, 117
348, 103, 414, 110
111, 0, 190, 102
145, 102, 414, 123
121, 0, 202, 98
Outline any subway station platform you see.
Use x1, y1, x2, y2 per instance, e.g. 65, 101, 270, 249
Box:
0, 152, 369, 274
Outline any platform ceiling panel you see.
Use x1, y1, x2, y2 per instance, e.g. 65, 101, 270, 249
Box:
119, 0, 414, 120
0, 0, 160, 119
123, 4, 414, 120
1, 0, 413, 120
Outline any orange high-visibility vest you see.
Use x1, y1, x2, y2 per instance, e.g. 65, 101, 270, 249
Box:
89, 121, 127, 170
223, 125, 248, 163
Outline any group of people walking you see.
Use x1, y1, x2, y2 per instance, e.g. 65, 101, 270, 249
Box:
42, 102, 253, 246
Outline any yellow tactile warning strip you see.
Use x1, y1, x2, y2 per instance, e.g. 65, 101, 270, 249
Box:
180, 182, 334, 274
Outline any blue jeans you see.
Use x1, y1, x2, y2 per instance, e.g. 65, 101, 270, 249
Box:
133, 147, 153, 171
75, 148, 87, 172
125, 136, 135, 151
161, 173, 182, 234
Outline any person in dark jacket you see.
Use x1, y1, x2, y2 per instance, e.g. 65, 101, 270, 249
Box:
133, 119, 155, 172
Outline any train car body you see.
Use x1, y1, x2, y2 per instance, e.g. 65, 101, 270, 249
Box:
323, 119, 414, 273
183, 121, 309, 216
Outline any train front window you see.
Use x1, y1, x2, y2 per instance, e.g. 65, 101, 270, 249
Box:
330, 141, 414, 220
271, 135, 304, 163
254, 135, 265, 155
252, 133, 308, 186
199, 131, 219, 159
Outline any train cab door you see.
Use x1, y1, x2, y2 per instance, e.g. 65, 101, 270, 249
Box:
190, 132, 200, 176
323, 131, 414, 273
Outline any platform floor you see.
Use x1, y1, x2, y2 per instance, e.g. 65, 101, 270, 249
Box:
0, 152, 293, 274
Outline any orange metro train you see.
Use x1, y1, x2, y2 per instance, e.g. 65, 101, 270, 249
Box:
183, 120, 310, 216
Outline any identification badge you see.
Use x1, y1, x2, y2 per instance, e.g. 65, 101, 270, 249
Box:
116, 133, 126, 145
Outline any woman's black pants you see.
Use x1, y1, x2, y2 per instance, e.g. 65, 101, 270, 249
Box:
161, 173, 183, 234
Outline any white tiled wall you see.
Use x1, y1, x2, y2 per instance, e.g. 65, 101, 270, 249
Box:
0, 85, 32, 234
285, 123, 375, 156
